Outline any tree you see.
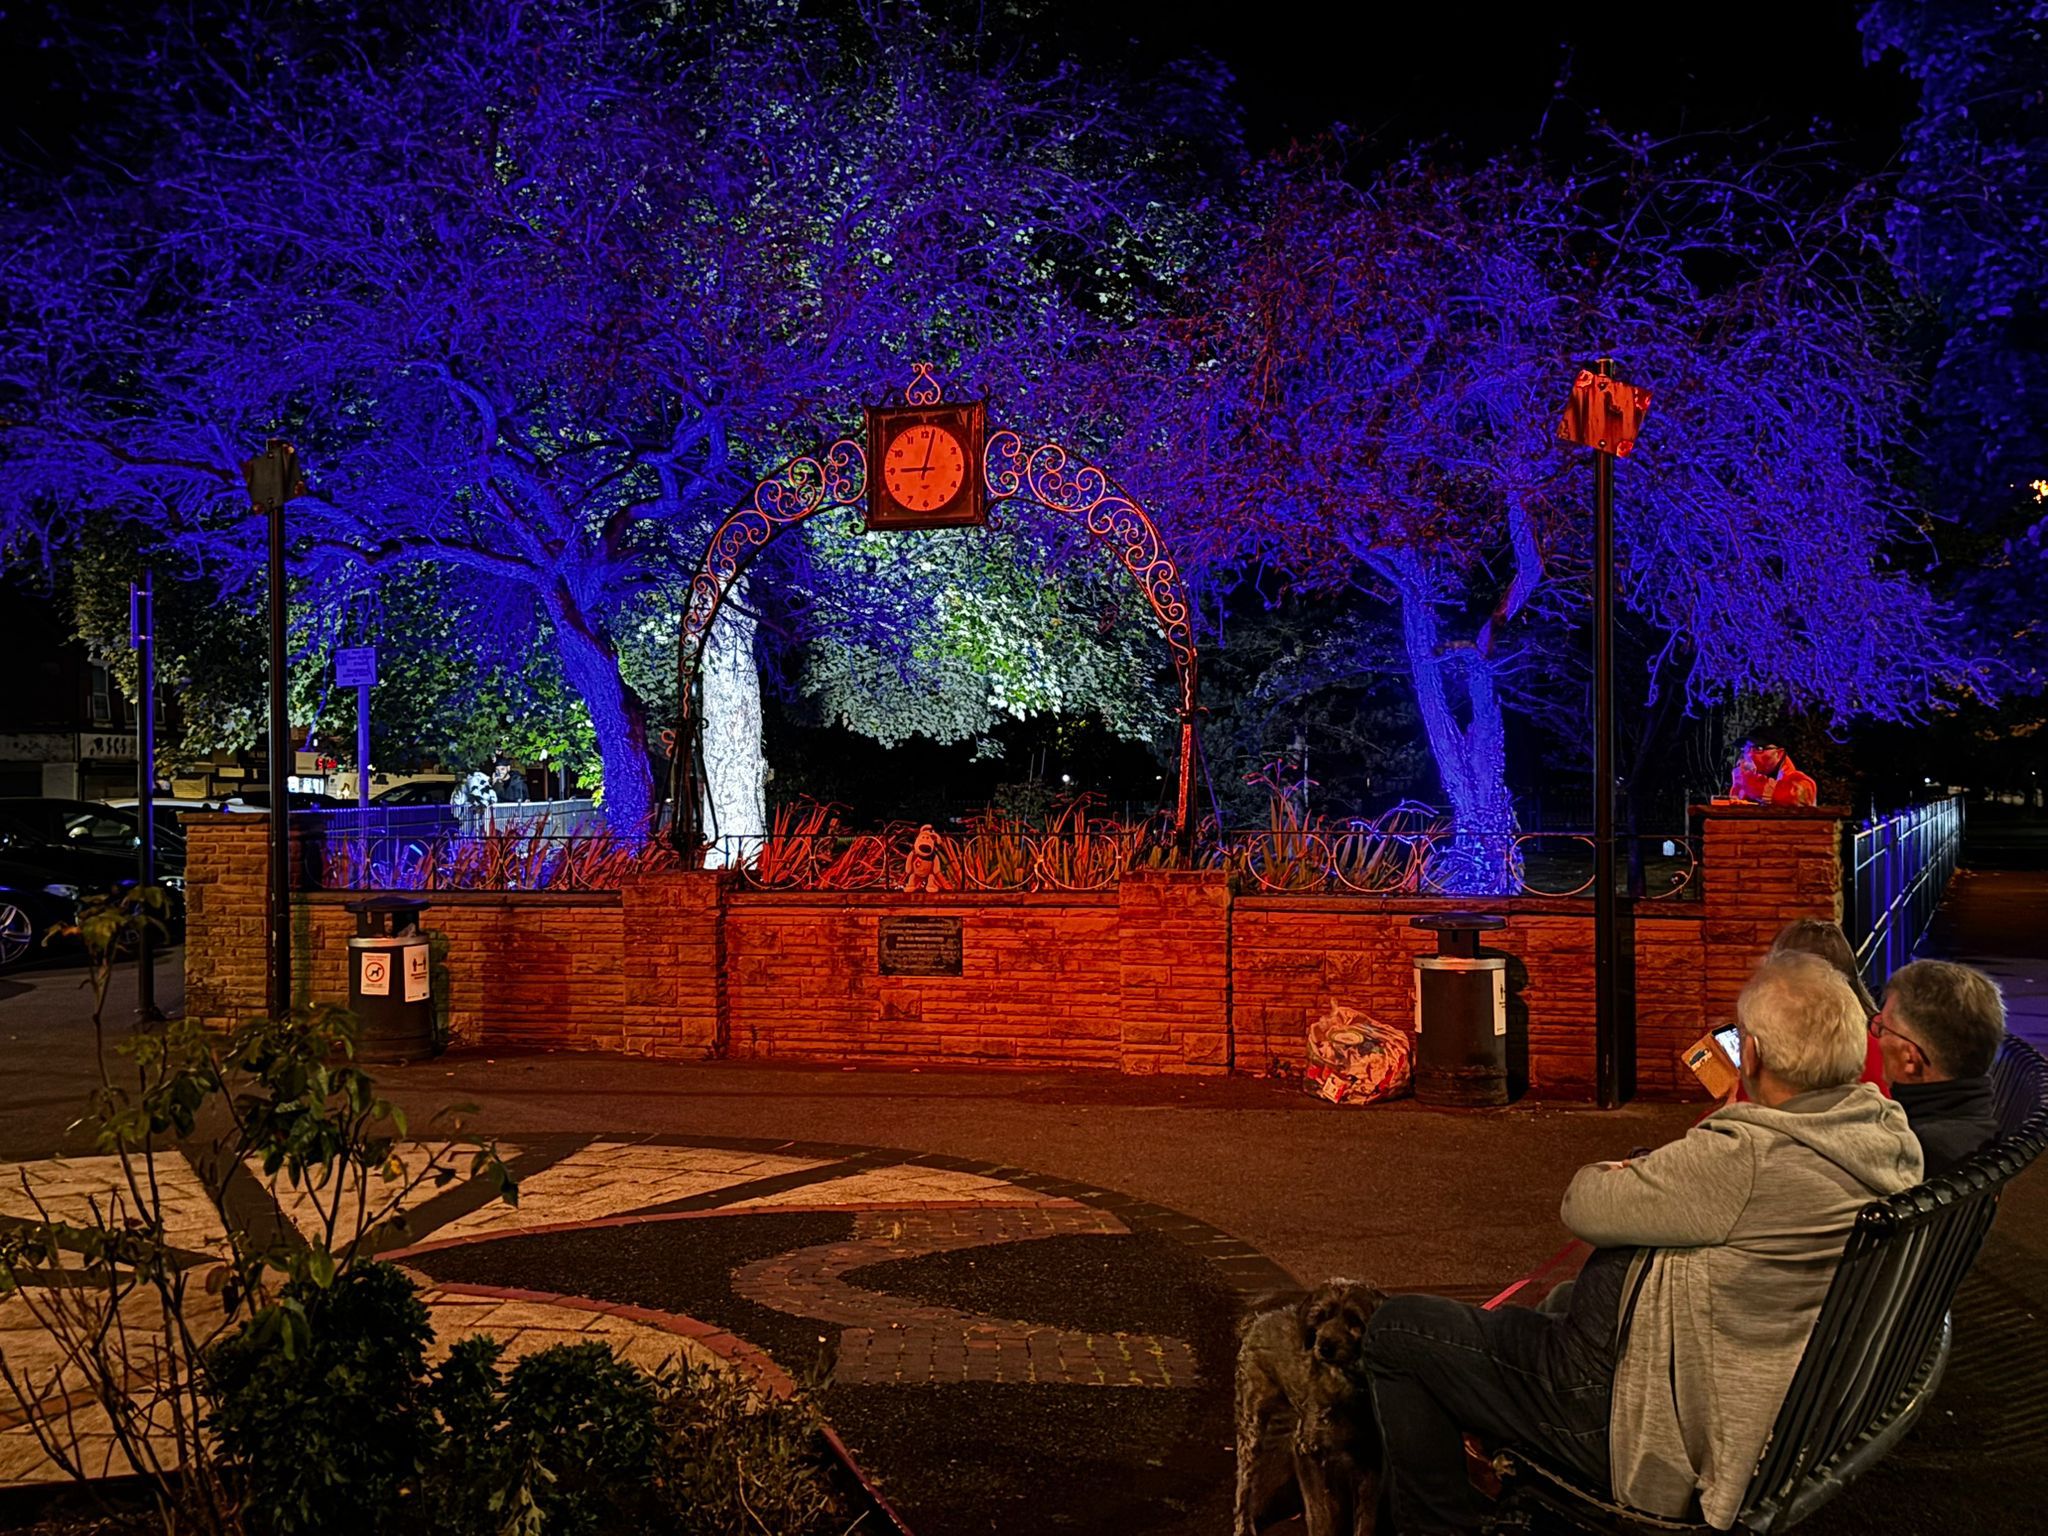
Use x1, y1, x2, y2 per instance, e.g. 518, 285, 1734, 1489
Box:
0, 0, 1195, 835
1861, 1, 2048, 689
1136, 145, 1984, 887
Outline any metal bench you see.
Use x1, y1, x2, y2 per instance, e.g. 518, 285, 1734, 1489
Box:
1496, 1034, 2048, 1534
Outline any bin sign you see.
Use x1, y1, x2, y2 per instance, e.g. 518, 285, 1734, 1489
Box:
405, 946, 430, 1002
360, 951, 392, 996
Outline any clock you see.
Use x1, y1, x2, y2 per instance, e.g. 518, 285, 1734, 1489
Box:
865, 401, 986, 530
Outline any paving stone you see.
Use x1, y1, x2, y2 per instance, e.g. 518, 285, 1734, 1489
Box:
731, 1207, 1201, 1388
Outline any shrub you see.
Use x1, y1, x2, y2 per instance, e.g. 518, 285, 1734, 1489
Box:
416, 1335, 514, 1536
207, 1264, 436, 1536
650, 1363, 844, 1536
498, 1343, 660, 1536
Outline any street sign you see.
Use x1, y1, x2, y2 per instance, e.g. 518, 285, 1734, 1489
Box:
336, 646, 378, 688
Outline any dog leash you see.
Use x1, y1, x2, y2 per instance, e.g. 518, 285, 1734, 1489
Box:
1479, 1237, 1588, 1312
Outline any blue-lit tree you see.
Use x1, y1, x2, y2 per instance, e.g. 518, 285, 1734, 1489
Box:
1861, 0, 2048, 686
0, 1, 1193, 834
1138, 146, 1986, 887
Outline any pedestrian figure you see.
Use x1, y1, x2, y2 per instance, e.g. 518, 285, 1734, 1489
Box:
492, 759, 529, 804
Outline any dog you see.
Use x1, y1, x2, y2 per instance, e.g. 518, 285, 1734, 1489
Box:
1234, 1278, 1386, 1536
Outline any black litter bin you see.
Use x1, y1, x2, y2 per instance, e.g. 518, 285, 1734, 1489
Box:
1411, 913, 1509, 1107
345, 895, 435, 1065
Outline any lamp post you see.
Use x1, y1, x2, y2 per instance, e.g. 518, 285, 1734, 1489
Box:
128, 570, 162, 1021
239, 439, 309, 1020
1556, 360, 1651, 1109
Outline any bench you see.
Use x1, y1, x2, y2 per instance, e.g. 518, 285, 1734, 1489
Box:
1494, 1033, 2048, 1534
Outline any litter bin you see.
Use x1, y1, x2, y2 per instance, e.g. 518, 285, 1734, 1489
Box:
1411, 913, 1509, 1107
345, 895, 435, 1065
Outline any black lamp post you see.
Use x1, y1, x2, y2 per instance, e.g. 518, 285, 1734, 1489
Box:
1557, 360, 1651, 1109
239, 439, 308, 1020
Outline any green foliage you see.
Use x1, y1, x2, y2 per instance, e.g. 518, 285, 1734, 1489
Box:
499, 1344, 660, 1536
418, 1336, 514, 1536
650, 1363, 844, 1536
790, 522, 1172, 755
208, 1265, 436, 1536
0, 884, 516, 1535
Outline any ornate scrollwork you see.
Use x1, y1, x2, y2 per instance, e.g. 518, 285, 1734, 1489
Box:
672, 409, 1206, 856
984, 430, 1198, 714
904, 361, 944, 405
678, 438, 866, 673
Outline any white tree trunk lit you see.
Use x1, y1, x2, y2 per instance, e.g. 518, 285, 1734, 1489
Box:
699, 584, 767, 866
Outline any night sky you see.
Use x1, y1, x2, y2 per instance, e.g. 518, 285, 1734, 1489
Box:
0, 2, 1916, 175
1061, 1, 1914, 166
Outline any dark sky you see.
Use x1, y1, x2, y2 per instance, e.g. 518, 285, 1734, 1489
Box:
1054, 0, 1915, 168
0, 2, 1918, 177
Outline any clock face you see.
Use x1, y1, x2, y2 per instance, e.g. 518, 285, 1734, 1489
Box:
881, 423, 969, 514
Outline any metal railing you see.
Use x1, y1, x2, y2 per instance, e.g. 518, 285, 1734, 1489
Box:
291, 804, 1697, 901
706, 825, 1698, 899
298, 800, 648, 892
1845, 795, 1965, 990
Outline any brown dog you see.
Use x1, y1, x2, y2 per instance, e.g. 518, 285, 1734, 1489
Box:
1234, 1278, 1386, 1536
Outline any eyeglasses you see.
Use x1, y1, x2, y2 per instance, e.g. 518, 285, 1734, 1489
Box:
1869, 1007, 1929, 1059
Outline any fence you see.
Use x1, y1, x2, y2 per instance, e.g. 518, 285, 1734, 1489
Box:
298, 799, 626, 892
1844, 795, 1966, 989
294, 806, 1699, 899
700, 825, 1698, 898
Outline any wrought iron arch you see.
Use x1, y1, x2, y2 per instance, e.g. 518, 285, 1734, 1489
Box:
669, 406, 1202, 859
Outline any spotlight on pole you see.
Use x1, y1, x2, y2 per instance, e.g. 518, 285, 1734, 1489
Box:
1556, 361, 1651, 1110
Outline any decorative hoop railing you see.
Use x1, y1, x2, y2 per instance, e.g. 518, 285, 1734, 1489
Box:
703, 825, 1698, 900
669, 373, 1202, 858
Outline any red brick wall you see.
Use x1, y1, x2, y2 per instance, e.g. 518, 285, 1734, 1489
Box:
723, 891, 1122, 1067
179, 805, 1848, 1097
181, 815, 624, 1050
1119, 872, 1232, 1074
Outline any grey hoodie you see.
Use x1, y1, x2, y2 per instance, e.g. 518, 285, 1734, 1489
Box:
1560, 1083, 1923, 1529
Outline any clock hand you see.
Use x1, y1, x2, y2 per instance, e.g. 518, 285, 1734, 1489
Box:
919, 427, 935, 474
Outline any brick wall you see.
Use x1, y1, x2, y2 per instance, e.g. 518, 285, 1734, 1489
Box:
179, 805, 1848, 1097
181, 815, 625, 1051
724, 891, 1122, 1068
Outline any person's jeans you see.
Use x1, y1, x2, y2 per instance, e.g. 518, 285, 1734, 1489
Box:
1363, 1294, 1614, 1534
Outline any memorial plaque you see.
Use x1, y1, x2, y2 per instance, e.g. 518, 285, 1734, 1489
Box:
878, 915, 963, 976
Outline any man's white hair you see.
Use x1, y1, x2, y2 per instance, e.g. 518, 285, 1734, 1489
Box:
1737, 951, 1868, 1091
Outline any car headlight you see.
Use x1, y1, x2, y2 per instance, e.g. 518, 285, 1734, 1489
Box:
161, 874, 186, 891
42, 883, 81, 899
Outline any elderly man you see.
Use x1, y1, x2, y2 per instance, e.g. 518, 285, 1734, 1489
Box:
1873, 960, 2006, 1176
1361, 952, 1922, 1533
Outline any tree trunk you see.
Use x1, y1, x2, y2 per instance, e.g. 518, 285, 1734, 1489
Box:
548, 605, 655, 838
1392, 559, 1522, 893
698, 583, 767, 866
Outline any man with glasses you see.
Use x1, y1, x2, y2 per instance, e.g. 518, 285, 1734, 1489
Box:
1872, 960, 2006, 1176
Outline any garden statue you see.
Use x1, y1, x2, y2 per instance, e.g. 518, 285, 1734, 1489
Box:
1730, 741, 1818, 807
903, 824, 950, 892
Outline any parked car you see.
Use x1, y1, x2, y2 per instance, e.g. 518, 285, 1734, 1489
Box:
0, 800, 185, 969
219, 788, 351, 813
0, 799, 185, 871
0, 856, 84, 969
102, 796, 219, 847
371, 777, 460, 807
